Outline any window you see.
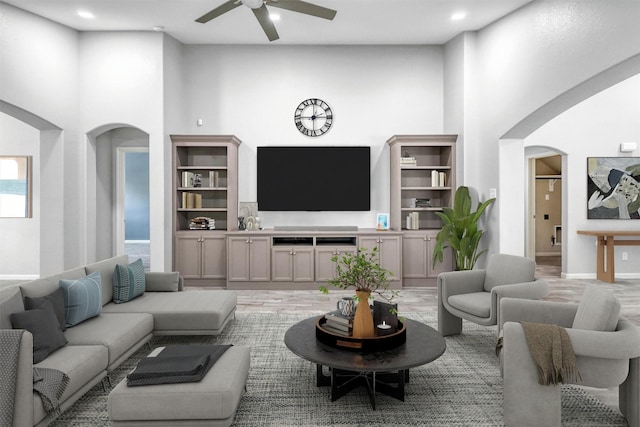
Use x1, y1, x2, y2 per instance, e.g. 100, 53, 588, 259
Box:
0, 156, 32, 218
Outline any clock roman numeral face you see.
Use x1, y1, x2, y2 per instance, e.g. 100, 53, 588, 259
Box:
294, 98, 333, 137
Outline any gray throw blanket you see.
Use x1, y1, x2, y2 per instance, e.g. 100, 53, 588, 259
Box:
0, 329, 23, 426
33, 367, 70, 418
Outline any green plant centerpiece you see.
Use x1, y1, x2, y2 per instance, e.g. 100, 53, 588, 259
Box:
432, 186, 496, 271
320, 246, 399, 338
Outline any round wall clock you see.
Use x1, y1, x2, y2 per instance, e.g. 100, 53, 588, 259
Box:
294, 98, 333, 137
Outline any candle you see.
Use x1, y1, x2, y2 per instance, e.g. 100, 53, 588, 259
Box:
377, 321, 392, 330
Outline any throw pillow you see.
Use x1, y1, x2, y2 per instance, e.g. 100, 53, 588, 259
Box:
24, 287, 67, 331
10, 300, 68, 364
572, 284, 621, 331
112, 258, 146, 303
144, 272, 180, 292
59, 271, 102, 327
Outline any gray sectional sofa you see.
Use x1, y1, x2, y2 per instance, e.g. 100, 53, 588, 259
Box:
0, 255, 238, 427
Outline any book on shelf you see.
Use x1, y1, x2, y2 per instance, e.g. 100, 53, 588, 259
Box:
324, 310, 353, 326
322, 324, 352, 337
410, 197, 431, 208
431, 170, 440, 187
182, 192, 203, 209
324, 319, 352, 332
209, 171, 220, 188
189, 217, 215, 230
400, 156, 417, 166
406, 211, 420, 230
438, 172, 446, 187
182, 171, 195, 188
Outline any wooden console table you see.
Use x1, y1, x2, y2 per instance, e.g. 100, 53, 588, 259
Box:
577, 230, 640, 283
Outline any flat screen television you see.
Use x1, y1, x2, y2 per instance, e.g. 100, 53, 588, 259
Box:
257, 146, 370, 211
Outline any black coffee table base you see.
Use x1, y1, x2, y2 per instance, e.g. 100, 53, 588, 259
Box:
316, 364, 409, 410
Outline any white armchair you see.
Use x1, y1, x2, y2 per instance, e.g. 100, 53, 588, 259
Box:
499, 287, 640, 427
437, 253, 549, 336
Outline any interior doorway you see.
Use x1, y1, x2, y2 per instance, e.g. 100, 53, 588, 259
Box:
527, 152, 563, 277
116, 147, 150, 270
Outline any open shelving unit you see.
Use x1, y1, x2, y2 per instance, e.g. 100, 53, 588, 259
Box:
387, 135, 456, 231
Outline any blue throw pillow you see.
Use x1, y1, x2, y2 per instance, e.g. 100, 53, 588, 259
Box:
59, 271, 102, 327
112, 258, 146, 304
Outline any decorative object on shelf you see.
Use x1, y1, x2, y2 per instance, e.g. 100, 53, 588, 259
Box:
319, 247, 399, 339
432, 186, 495, 271
294, 98, 333, 137
586, 157, 640, 219
376, 213, 389, 231
238, 216, 246, 231
239, 202, 259, 230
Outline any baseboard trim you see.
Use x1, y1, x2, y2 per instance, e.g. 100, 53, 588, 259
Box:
563, 272, 640, 280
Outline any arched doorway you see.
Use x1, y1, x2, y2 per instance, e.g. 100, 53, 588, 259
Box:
86, 125, 150, 269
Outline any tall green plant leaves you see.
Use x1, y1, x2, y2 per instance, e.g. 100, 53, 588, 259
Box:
432, 186, 495, 271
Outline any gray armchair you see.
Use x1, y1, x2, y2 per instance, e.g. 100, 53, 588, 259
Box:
499, 288, 640, 427
437, 253, 549, 336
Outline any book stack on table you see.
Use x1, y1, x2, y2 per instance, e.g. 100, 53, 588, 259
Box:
322, 310, 353, 337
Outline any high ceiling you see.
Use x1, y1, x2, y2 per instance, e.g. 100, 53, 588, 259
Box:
4, 0, 532, 45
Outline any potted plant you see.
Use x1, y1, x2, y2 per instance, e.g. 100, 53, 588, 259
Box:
320, 246, 399, 338
432, 186, 495, 271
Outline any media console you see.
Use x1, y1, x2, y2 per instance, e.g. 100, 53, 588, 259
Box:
225, 229, 403, 290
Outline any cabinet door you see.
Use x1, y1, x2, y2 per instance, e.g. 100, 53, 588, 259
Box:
272, 247, 294, 282
227, 237, 250, 281
249, 237, 271, 281
402, 233, 429, 279
427, 231, 453, 278
174, 234, 202, 279
358, 235, 401, 281
315, 247, 337, 282
292, 247, 314, 282
201, 235, 226, 279
378, 236, 402, 281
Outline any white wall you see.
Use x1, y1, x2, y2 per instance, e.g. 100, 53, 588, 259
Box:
525, 74, 640, 278
463, 0, 640, 262
79, 32, 168, 270
181, 45, 444, 229
0, 3, 78, 273
0, 113, 39, 278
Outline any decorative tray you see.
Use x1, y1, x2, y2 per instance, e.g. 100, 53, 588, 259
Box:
315, 316, 406, 353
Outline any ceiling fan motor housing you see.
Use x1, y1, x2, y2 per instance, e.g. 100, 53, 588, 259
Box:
242, 0, 264, 9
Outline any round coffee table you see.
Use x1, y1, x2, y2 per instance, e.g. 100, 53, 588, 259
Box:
284, 316, 446, 409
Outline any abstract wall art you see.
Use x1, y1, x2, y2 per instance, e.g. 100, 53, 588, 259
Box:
587, 157, 640, 219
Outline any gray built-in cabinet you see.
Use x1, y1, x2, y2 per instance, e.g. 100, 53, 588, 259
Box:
171, 134, 454, 288
171, 135, 240, 287
387, 135, 456, 285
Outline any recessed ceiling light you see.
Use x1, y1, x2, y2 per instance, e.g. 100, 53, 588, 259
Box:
451, 11, 466, 21
77, 10, 95, 19
269, 13, 280, 21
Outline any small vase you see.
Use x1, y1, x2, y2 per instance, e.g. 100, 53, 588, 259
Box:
352, 290, 375, 338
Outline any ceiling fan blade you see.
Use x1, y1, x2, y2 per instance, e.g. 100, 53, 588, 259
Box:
196, 0, 242, 24
253, 5, 280, 41
267, 0, 336, 20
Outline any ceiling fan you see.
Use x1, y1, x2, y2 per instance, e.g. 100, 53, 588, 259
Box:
195, 0, 337, 42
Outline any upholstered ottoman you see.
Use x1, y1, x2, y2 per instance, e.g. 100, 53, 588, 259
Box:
107, 345, 250, 426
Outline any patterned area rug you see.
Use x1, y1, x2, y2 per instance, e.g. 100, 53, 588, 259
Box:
50, 312, 627, 426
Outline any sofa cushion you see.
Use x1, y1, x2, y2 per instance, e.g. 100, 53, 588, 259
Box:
24, 287, 67, 331
85, 255, 130, 306
572, 284, 621, 331
112, 258, 146, 303
144, 272, 180, 292
448, 292, 492, 318
64, 312, 153, 368
0, 286, 24, 329
19, 267, 86, 299
34, 344, 108, 424
102, 290, 237, 334
59, 271, 102, 327
10, 300, 68, 363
